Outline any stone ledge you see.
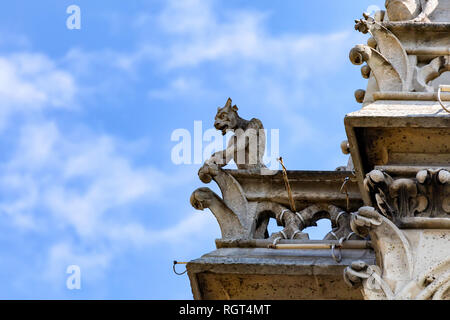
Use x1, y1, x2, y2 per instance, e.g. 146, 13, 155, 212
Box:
345, 101, 450, 204
224, 169, 363, 211
373, 92, 450, 102
215, 239, 372, 249
187, 246, 375, 300
382, 22, 450, 32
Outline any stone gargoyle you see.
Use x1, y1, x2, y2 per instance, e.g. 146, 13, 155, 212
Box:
192, 98, 307, 240
190, 99, 358, 241
197, 98, 266, 184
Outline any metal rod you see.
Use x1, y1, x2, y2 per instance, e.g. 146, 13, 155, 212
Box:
271, 242, 369, 250
215, 239, 372, 250
340, 177, 350, 212
373, 91, 450, 102
278, 157, 296, 212
173, 261, 188, 275
438, 85, 450, 113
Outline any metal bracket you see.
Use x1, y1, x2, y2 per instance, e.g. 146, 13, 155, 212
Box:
173, 261, 188, 276
437, 85, 450, 113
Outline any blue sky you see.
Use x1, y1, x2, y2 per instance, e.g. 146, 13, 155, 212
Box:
0, 0, 385, 299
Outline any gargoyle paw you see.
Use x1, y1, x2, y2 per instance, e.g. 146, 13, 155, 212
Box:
350, 206, 383, 237
198, 162, 220, 183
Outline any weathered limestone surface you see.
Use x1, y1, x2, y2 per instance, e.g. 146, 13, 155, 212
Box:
385, 0, 448, 22
344, 207, 450, 299
345, 101, 450, 203
187, 1, 450, 300
342, 0, 450, 300
188, 244, 374, 300
192, 169, 363, 240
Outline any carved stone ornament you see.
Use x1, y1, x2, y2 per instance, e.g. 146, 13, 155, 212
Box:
344, 206, 450, 300
364, 169, 450, 222
385, 0, 439, 22
351, 14, 411, 93
351, 6, 450, 103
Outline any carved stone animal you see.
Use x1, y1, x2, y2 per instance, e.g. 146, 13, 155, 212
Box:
385, 0, 438, 22
198, 98, 266, 183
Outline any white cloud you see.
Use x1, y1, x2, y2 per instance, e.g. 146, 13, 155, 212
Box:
0, 53, 76, 130
148, 76, 215, 100
0, 44, 217, 290
104, 211, 218, 248
63, 46, 161, 76
75, 0, 354, 79
2, 121, 164, 235
0, 117, 217, 283
157, 0, 216, 35
152, 0, 351, 74
40, 210, 219, 289
43, 242, 113, 289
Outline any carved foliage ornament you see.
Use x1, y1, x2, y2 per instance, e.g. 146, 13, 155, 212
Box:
351, 14, 410, 92
351, 6, 450, 98
345, 206, 450, 300
364, 169, 450, 220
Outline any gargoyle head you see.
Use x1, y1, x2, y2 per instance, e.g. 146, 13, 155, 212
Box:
190, 188, 216, 210
214, 98, 239, 135
354, 13, 374, 34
